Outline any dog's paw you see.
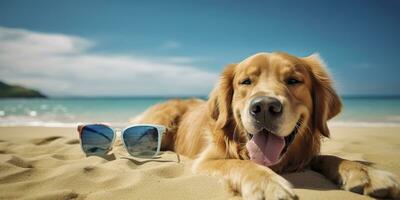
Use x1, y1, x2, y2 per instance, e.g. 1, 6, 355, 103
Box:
241, 172, 298, 200
341, 166, 400, 199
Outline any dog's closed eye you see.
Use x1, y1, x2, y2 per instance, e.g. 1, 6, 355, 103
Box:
240, 78, 252, 85
286, 77, 302, 85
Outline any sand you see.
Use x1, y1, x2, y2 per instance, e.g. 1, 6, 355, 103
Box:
0, 126, 399, 200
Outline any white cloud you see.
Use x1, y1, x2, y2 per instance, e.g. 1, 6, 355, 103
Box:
0, 26, 218, 96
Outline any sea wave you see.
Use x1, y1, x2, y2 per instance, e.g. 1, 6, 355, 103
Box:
0, 116, 131, 127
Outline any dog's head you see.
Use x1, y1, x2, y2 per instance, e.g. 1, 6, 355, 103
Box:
208, 52, 342, 168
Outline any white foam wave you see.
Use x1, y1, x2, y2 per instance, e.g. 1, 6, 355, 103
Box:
0, 119, 132, 128
1, 120, 400, 128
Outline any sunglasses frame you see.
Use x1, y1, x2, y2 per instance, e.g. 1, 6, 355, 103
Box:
78, 123, 166, 158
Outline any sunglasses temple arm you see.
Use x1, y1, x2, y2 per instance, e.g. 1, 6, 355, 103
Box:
156, 126, 166, 134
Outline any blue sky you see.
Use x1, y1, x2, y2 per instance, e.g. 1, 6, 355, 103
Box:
0, 0, 399, 96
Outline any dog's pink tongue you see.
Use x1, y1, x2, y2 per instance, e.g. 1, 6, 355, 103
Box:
246, 133, 285, 166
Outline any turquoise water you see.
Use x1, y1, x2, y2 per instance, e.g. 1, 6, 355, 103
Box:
0, 97, 400, 126
0, 97, 169, 126
337, 97, 400, 124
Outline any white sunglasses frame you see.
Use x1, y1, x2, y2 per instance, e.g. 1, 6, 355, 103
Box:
78, 124, 166, 158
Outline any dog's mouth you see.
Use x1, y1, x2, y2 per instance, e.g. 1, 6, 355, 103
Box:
246, 119, 302, 166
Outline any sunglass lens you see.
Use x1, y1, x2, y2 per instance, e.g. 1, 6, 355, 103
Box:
123, 126, 159, 158
80, 124, 114, 155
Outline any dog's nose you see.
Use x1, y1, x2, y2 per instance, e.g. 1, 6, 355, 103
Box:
249, 96, 282, 121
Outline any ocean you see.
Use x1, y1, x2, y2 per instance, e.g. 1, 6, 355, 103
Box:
1, 97, 400, 127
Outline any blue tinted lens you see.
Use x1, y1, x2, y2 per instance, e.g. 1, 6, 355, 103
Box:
123, 126, 159, 158
81, 124, 114, 155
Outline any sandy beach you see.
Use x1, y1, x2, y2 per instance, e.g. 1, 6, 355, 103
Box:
0, 126, 399, 200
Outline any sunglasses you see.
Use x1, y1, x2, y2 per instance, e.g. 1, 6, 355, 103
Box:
77, 124, 166, 158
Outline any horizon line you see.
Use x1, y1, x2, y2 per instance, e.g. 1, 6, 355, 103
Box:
2, 94, 400, 100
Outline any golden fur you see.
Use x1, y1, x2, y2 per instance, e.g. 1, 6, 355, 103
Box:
135, 52, 400, 199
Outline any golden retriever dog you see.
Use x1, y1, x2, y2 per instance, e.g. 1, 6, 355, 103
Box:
134, 52, 400, 199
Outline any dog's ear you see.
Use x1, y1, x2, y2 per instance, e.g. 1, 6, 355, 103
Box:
208, 63, 237, 130
303, 54, 342, 138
